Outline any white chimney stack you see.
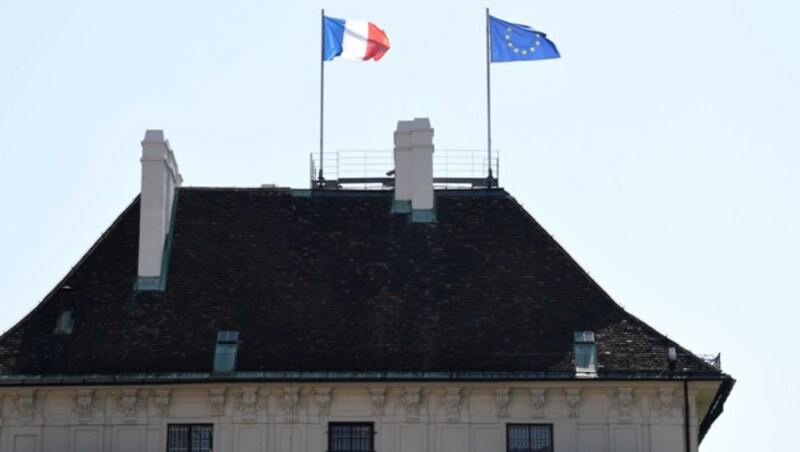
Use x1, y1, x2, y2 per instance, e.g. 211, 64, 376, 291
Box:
393, 118, 435, 222
137, 130, 182, 284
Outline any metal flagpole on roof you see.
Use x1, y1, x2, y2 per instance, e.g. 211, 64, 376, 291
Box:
485, 7, 494, 188
318, 8, 326, 186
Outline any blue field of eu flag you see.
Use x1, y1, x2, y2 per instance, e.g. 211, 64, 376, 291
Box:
489, 15, 560, 62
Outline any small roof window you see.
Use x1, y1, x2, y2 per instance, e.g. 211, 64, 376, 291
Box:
574, 331, 597, 377
53, 309, 75, 335
213, 330, 240, 373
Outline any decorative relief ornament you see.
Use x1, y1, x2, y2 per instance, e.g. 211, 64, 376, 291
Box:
565, 388, 581, 418
13, 390, 39, 420
530, 388, 547, 418
153, 390, 170, 417
400, 387, 422, 421
209, 389, 226, 416
117, 389, 143, 424
370, 388, 386, 416
72, 389, 99, 420
651, 388, 681, 418
494, 388, 510, 417
443, 387, 462, 422
315, 388, 332, 416
611, 388, 638, 423
235, 388, 264, 422
279, 387, 304, 421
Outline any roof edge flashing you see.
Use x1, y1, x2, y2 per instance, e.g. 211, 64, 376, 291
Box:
411, 208, 437, 224
134, 276, 163, 291
391, 199, 411, 214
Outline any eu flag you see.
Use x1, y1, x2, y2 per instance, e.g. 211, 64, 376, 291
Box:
489, 15, 560, 63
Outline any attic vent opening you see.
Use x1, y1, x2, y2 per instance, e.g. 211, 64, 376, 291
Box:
573, 331, 597, 377
54, 309, 75, 335
213, 330, 239, 373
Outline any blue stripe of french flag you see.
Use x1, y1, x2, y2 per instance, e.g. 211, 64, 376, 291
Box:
323, 16, 390, 61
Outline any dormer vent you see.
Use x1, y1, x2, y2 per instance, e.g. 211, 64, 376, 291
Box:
54, 285, 75, 334
54, 309, 74, 335
574, 331, 597, 377
668, 347, 677, 371
213, 330, 240, 373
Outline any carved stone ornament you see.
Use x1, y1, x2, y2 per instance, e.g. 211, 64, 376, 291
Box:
611, 388, 639, 423
13, 390, 39, 420
443, 387, 462, 422
400, 387, 422, 421
530, 388, 547, 418
209, 389, 226, 416
494, 388, 510, 417
279, 387, 304, 421
565, 388, 581, 418
72, 389, 99, 420
153, 390, 170, 417
315, 387, 332, 416
370, 388, 386, 416
652, 388, 681, 418
235, 388, 264, 421
117, 389, 144, 424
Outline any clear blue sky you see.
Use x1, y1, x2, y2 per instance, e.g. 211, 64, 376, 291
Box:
1, 1, 797, 450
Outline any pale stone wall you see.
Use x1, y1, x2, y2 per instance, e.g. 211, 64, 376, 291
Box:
0, 381, 720, 452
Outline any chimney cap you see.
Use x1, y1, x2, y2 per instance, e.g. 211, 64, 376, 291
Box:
396, 117, 431, 133
142, 129, 166, 143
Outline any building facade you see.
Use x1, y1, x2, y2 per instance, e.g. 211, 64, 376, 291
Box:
0, 119, 733, 452
0, 380, 725, 452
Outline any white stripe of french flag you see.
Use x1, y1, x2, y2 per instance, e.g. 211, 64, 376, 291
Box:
340, 20, 390, 61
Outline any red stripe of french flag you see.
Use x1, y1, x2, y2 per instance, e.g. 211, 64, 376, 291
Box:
341, 20, 390, 61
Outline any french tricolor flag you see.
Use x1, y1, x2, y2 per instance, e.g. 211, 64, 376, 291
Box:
323, 16, 390, 62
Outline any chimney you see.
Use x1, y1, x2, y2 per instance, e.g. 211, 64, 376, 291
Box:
393, 118, 435, 223
136, 130, 182, 289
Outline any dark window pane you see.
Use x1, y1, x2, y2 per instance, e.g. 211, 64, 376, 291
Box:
329, 422, 374, 452
507, 424, 552, 452
168, 424, 213, 452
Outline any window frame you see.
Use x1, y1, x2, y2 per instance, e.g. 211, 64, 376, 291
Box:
506, 423, 554, 452
573, 330, 597, 375
327, 422, 375, 452
166, 423, 214, 452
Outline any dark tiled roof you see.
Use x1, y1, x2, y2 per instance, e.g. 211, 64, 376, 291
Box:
0, 188, 723, 379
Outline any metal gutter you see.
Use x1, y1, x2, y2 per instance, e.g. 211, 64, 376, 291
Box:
684, 380, 690, 452
0, 371, 730, 387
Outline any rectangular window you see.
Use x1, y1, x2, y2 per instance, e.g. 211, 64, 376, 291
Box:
213, 330, 239, 373
328, 422, 374, 452
167, 424, 213, 452
507, 424, 553, 452
574, 331, 597, 375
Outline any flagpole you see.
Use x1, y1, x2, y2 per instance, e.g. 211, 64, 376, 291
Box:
485, 7, 494, 188
318, 8, 326, 186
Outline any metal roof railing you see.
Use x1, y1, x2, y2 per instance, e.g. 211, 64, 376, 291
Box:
310, 149, 500, 189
